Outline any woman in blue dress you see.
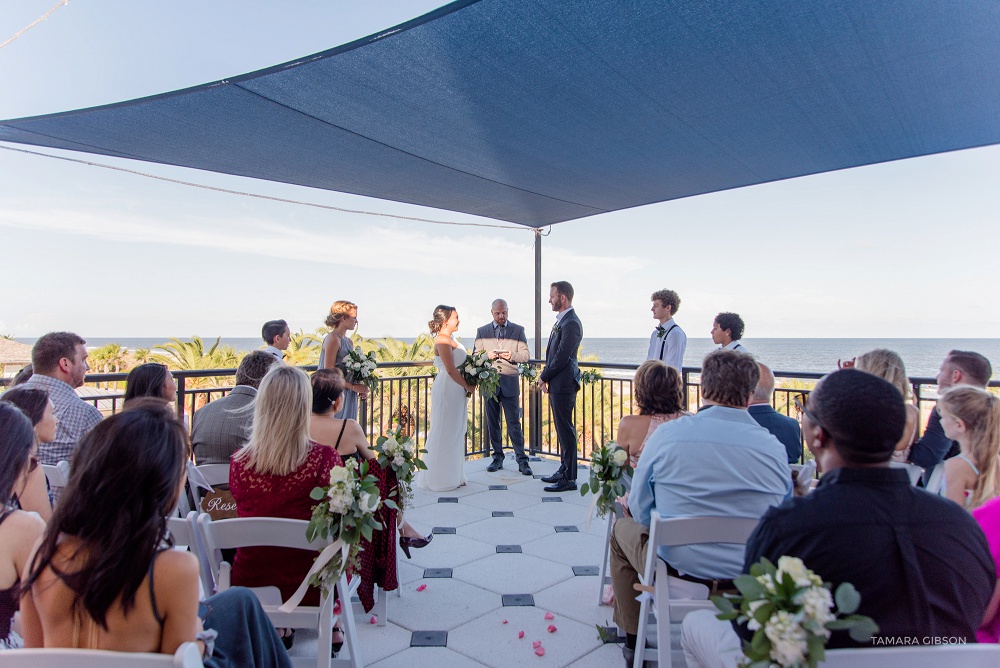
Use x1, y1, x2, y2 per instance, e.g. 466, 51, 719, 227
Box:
319, 300, 368, 420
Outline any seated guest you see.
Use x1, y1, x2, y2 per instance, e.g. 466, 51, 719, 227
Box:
611, 350, 790, 665
12, 364, 33, 385
261, 320, 290, 360
19, 402, 290, 665
853, 349, 919, 463
123, 362, 178, 407
309, 369, 430, 559
0, 404, 47, 648
0, 387, 59, 520
192, 351, 278, 464
230, 365, 344, 651
18, 331, 102, 466
617, 360, 690, 469
682, 369, 996, 667
910, 350, 993, 473
748, 362, 802, 464
937, 386, 1000, 509
711, 312, 748, 353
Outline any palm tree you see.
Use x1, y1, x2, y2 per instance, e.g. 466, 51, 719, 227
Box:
133, 348, 153, 364
151, 337, 243, 388
283, 329, 323, 366
354, 333, 435, 378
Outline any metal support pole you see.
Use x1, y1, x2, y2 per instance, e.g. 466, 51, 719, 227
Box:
530, 228, 542, 454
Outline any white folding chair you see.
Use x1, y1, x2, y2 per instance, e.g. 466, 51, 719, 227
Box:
166, 511, 213, 598
3, 642, 202, 667
42, 459, 71, 490
597, 500, 624, 605
187, 462, 231, 513
889, 461, 922, 486
349, 521, 395, 626
924, 462, 945, 494
823, 644, 1000, 667
634, 513, 760, 668
197, 515, 362, 668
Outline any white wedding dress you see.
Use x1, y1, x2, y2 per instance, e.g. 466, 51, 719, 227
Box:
416, 343, 469, 492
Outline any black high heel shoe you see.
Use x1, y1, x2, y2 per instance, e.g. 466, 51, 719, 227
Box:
331, 626, 344, 657
399, 533, 433, 559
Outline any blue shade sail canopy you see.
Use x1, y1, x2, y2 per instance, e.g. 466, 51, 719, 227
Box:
2, 0, 999, 227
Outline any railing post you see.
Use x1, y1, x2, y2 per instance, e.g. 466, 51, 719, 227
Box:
359, 395, 368, 434
175, 375, 186, 427
529, 381, 541, 455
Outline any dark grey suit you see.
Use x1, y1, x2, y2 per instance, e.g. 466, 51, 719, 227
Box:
540, 309, 583, 481
748, 403, 803, 464
191, 386, 256, 464
473, 320, 530, 463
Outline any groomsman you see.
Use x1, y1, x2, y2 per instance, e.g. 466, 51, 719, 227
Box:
539, 281, 583, 492
711, 312, 748, 353
647, 289, 687, 371
473, 299, 532, 476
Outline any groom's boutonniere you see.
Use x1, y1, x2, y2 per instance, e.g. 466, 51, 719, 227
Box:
551, 323, 561, 335
655, 325, 666, 339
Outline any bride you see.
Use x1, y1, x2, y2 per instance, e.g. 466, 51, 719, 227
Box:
416, 305, 476, 492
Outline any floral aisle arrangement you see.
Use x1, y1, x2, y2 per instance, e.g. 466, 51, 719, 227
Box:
344, 348, 379, 393
712, 556, 878, 668
373, 426, 427, 513
579, 369, 603, 385
580, 441, 631, 518
517, 362, 539, 384
458, 349, 500, 399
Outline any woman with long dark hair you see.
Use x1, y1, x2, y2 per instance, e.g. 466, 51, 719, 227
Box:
19, 401, 290, 666
122, 362, 178, 406
0, 386, 58, 520
0, 403, 46, 648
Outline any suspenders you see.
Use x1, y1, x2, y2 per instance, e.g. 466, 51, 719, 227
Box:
658, 323, 679, 360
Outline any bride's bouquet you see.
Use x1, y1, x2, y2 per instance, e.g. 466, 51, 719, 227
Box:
344, 348, 379, 393
458, 349, 500, 399
374, 426, 427, 513
303, 458, 383, 593
581, 441, 631, 518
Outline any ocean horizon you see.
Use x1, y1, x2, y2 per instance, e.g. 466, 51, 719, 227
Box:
14, 336, 1000, 379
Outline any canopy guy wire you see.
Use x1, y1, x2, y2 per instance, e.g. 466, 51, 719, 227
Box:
0, 0, 71, 51
0, 144, 528, 232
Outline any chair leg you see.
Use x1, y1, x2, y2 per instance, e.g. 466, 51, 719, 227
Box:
598, 512, 614, 606
634, 597, 649, 668
336, 574, 363, 668
374, 586, 387, 626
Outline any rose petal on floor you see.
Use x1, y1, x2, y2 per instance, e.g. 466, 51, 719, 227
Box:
532, 640, 541, 649
333, 601, 342, 615
534, 647, 545, 656
369, 615, 378, 624
547, 624, 557, 633
544, 612, 555, 620
416, 584, 427, 592
502, 619, 508, 624
518, 631, 525, 639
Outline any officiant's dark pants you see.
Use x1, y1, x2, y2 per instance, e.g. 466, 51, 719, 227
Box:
486, 389, 527, 463
549, 391, 578, 481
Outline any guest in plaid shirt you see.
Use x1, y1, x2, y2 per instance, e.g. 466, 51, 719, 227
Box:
19, 332, 102, 465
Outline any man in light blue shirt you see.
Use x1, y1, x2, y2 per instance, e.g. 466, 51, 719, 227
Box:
611, 349, 791, 665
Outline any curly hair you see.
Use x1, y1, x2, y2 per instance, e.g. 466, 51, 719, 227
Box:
428, 305, 456, 334
650, 289, 680, 315
633, 360, 684, 414
714, 312, 745, 341
324, 300, 357, 329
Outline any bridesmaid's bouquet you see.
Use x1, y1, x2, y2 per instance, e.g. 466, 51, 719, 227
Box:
517, 362, 539, 385
458, 350, 500, 399
374, 426, 427, 513
304, 458, 383, 592
344, 348, 379, 393
581, 441, 631, 518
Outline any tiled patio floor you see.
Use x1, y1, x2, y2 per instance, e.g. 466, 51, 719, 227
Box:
288, 455, 688, 667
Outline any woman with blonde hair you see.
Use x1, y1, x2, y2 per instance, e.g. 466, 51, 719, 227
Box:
617, 360, 690, 468
938, 386, 1000, 509
230, 365, 345, 651
854, 349, 920, 463
319, 300, 366, 421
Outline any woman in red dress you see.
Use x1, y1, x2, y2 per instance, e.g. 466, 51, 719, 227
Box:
230, 364, 344, 650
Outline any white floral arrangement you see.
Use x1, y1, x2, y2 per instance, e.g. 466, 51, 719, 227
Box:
304, 458, 383, 593
579, 369, 603, 385
344, 348, 379, 393
712, 556, 878, 667
458, 349, 500, 399
374, 426, 427, 513
517, 362, 539, 384
580, 441, 631, 518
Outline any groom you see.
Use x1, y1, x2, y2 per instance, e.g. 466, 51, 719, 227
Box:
539, 281, 583, 492
473, 299, 532, 476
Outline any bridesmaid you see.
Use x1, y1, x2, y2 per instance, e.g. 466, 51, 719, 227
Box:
319, 300, 368, 420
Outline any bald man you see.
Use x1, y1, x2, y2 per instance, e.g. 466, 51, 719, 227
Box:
473, 299, 532, 475
747, 362, 803, 464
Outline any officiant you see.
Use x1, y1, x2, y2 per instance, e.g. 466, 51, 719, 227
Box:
473, 299, 533, 476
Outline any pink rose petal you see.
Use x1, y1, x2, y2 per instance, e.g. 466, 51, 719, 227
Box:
547, 624, 557, 633
369, 615, 378, 625
416, 584, 427, 592
534, 647, 545, 656
532, 640, 541, 649
333, 601, 342, 615
518, 631, 525, 639
502, 619, 508, 624
544, 612, 555, 620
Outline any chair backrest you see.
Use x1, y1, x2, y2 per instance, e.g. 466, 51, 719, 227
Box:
2, 641, 203, 667
647, 514, 761, 548
924, 462, 945, 494
196, 515, 325, 586
186, 462, 231, 511
166, 511, 213, 597
42, 460, 71, 489
823, 644, 1000, 667
889, 461, 922, 486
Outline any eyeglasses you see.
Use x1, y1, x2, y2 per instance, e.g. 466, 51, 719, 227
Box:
793, 394, 826, 433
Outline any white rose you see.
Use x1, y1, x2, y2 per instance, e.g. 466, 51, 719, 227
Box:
795, 587, 835, 631
393, 454, 405, 468
777, 556, 814, 588
358, 491, 379, 513
611, 448, 628, 467
326, 488, 350, 514
328, 466, 350, 486
756, 573, 776, 594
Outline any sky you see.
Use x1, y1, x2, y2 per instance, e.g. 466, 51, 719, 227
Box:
1, 0, 998, 341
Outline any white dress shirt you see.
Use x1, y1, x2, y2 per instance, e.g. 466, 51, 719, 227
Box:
647, 318, 686, 371
721, 340, 749, 354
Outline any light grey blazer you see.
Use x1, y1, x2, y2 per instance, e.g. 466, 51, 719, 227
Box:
191, 386, 257, 465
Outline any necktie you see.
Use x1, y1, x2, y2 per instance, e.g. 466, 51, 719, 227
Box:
497, 326, 505, 341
